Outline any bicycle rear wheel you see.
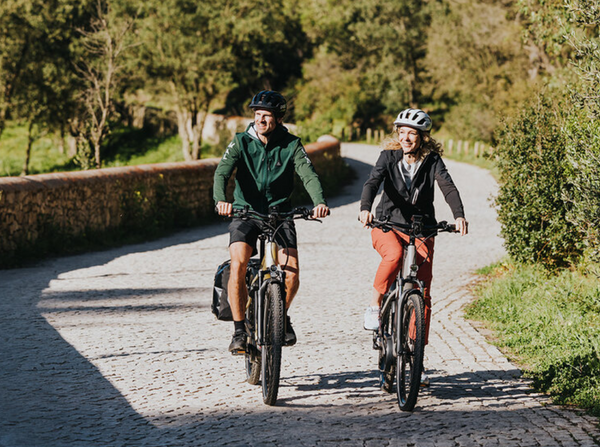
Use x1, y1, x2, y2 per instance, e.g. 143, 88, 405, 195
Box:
261, 282, 284, 405
396, 292, 425, 411
378, 296, 396, 393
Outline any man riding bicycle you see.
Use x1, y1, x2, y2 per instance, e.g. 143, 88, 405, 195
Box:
214, 90, 329, 354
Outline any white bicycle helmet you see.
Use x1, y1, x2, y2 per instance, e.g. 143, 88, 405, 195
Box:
393, 108, 432, 132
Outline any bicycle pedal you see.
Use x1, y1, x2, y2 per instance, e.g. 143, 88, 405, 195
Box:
231, 348, 246, 356
372, 335, 382, 350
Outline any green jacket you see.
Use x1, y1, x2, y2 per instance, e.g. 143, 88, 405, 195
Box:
213, 123, 327, 213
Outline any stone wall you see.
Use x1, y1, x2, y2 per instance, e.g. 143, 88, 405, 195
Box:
0, 138, 343, 267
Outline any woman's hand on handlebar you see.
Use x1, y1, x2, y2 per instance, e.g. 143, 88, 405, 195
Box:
455, 217, 468, 236
216, 201, 232, 217
359, 210, 373, 227
312, 204, 330, 219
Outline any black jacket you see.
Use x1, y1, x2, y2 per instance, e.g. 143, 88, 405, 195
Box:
360, 150, 465, 230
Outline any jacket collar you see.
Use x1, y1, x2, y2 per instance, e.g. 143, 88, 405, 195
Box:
393, 150, 432, 193
246, 122, 289, 145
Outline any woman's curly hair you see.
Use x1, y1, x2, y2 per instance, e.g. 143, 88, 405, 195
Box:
382, 129, 443, 158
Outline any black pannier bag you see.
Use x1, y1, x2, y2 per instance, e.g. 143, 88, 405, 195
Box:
212, 258, 262, 321
212, 260, 233, 321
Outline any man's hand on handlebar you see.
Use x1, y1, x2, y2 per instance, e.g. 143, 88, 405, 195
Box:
455, 217, 468, 236
359, 210, 373, 227
216, 201, 232, 217
312, 204, 330, 219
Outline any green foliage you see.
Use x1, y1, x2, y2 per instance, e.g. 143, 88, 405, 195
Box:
441, 147, 499, 177
296, 0, 432, 133
518, 0, 574, 67
564, 114, 600, 261
294, 49, 371, 141
0, 124, 72, 176
466, 261, 600, 416
0, 0, 556, 165
138, 0, 306, 160
0, 122, 205, 176
494, 91, 583, 268
0, 0, 89, 141
426, 0, 532, 142
562, 0, 600, 261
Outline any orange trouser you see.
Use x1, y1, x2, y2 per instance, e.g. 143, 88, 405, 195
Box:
371, 227, 435, 344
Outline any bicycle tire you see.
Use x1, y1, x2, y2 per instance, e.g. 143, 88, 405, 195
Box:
378, 297, 396, 393
261, 282, 284, 405
396, 292, 425, 411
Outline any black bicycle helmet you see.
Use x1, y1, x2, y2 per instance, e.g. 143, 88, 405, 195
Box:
249, 90, 287, 118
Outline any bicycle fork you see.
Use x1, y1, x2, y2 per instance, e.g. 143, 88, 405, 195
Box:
395, 243, 424, 357
256, 240, 286, 347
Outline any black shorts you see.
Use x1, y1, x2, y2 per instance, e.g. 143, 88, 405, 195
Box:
229, 218, 298, 251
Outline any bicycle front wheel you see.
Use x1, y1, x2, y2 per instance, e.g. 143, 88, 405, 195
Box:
261, 282, 284, 405
396, 292, 425, 411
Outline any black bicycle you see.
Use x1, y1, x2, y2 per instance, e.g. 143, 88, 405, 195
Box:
369, 215, 457, 411
231, 206, 323, 406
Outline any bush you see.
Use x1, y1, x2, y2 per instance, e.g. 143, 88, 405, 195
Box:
562, 6, 600, 260
565, 115, 600, 261
466, 261, 600, 416
494, 91, 583, 269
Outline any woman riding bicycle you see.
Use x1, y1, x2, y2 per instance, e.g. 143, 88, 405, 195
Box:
358, 108, 468, 352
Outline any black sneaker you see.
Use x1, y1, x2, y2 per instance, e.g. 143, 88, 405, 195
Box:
228, 331, 247, 354
285, 316, 297, 346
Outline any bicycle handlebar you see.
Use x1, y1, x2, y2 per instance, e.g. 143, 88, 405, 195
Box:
228, 206, 328, 222
367, 216, 457, 234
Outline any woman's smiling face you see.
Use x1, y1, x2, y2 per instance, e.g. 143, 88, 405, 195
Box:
397, 126, 421, 154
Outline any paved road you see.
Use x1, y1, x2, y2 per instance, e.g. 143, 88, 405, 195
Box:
1, 143, 598, 447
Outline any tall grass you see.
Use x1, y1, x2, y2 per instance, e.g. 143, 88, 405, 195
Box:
466, 260, 600, 416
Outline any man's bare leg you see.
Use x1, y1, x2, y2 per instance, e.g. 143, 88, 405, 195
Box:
227, 242, 253, 353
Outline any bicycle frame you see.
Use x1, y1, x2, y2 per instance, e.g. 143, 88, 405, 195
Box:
375, 217, 427, 354
397, 224, 426, 357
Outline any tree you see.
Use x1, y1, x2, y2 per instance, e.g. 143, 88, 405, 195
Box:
138, 0, 235, 161
425, 0, 532, 141
139, 0, 304, 161
8, 0, 91, 174
295, 0, 432, 135
71, 0, 137, 168
0, 0, 36, 143
221, 1, 309, 117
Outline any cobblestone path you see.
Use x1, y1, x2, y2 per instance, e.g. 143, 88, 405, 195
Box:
1, 143, 599, 446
